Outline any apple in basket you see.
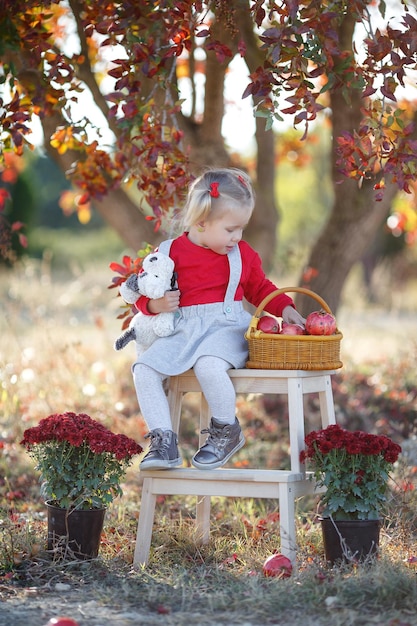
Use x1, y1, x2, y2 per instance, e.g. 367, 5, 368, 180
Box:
258, 315, 280, 334
281, 322, 305, 335
305, 310, 337, 335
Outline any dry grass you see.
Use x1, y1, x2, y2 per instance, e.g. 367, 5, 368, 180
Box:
1, 249, 417, 626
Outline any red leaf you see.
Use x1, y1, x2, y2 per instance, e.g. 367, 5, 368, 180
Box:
11, 220, 25, 231
205, 41, 233, 63
380, 77, 397, 102
18, 233, 28, 248
109, 262, 124, 273
242, 83, 254, 99
253, 5, 265, 27
238, 39, 246, 57
77, 193, 90, 206
281, 105, 299, 115
0, 188, 11, 210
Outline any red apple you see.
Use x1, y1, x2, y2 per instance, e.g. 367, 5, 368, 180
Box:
258, 315, 280, 334
262, 553, 293, 578
305, 309, 337, 335
281, 322, 305, 335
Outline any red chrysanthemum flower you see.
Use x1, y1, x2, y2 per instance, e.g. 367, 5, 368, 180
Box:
300, 425, 401, 520
21, 412, 142, 510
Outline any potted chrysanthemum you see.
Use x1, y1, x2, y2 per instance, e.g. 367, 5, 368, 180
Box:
21, 412, 142, 558
300, 424, 401, 564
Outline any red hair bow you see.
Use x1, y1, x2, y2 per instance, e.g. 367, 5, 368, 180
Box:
209, 182, 220, 198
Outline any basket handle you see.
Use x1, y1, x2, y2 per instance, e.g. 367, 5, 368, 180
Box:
248, 287, 333, 331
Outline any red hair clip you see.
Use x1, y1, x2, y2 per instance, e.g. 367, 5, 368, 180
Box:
237, 175, 247, 187
209, 182, 220, 198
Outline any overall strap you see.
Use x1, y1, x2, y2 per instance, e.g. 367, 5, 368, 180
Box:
157, 239, 177, 289
223, 244, 242, 320
157, 239, 174, 256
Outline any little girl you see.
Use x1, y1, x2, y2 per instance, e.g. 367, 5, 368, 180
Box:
130, 167, 305, 470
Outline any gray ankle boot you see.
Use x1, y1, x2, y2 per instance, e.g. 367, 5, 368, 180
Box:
140, 429, 182, 470
191, 417, 245, 470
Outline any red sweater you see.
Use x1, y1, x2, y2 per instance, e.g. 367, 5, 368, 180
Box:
136, 233, 294, 316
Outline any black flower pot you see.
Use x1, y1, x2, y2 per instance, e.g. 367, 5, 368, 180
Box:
46, 501, 106, 560
320, 517, 380, 565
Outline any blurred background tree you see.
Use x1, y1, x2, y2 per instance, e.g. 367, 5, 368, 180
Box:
1, 0, 417, 312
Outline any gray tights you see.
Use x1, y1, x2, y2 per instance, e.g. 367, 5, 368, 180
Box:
132, 355, 236, 432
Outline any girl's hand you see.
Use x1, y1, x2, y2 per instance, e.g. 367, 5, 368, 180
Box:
282, 305, 306, 327
148, 290, 180, 314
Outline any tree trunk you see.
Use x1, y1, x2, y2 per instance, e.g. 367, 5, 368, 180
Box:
234, 0, 279, 270
249, 117, 278, 272
295, 13, 398, 315
297, 178, 396, 315
178, 20, 231, 170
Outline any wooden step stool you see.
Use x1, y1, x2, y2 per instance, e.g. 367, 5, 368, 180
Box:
133, 368, 336, 567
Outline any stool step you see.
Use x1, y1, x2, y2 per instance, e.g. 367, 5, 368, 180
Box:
140, 468, 307, 483
139, 469, 318, 499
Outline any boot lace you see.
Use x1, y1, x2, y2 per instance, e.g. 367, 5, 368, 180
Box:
200, 423, 230, 452
144, 429, 172, 458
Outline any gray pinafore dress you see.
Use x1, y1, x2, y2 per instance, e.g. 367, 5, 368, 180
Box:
132, 238, 252, 377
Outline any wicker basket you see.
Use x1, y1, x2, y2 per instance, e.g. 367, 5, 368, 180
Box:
245, 287, 343, 370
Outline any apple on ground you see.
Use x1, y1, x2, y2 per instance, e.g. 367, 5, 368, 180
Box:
262, 553, 293, 578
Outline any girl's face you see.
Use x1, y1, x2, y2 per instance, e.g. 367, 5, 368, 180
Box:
195, 206, 252, 255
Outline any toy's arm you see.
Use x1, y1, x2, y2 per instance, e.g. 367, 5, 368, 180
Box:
119, 274, 140, 304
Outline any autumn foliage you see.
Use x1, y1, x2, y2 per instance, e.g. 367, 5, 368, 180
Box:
1, 0, 417, 259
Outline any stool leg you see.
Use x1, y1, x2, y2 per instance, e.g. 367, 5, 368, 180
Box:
195, 394, 211, 543
196, 495, 211, 544
287, 378, 305, 474
133, 477, 157, 567
318, 375, 336, 427
278, 482, 297, 566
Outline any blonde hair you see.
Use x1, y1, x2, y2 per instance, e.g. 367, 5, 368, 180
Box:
182, 168, 255, 230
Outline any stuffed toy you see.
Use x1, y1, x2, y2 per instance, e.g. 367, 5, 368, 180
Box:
114, 252, 177, 353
